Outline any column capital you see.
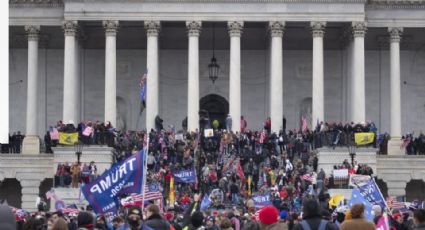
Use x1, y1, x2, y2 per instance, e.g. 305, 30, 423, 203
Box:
62, 20, 78, 36
186, 21, 202, 37
103, 20, 119, 36
388, 27, 403, 43
144, 20, 161, 37
351, 22, 367, 37
268, 21, 285, 37
310, 21, 326, 37
24, 25, 40, 41
227, 21, 244, 37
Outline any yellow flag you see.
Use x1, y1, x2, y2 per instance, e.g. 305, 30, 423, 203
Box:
247, 175, 252, 197
59, 132, 79, 145
354, 132, 375, 145
169, 176, 175, 206
328, 194, 344, 207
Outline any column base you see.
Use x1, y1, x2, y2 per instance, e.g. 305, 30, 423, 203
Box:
387, 138, 404, 156
22, 136, 40, 155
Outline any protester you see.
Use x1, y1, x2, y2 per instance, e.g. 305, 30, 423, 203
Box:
145, 204, 171, 230
339, 204, 375, 230
293, 199, 337, 230
414, 209, 425, 230
77, 212, 94, 230
0, 204, 16, 230
257, 205, 287, 230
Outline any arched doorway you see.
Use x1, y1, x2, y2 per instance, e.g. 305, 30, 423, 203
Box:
376, 178, 389, 199
39, 178, 53, 211
406, 180, 425, 202
0, 179, 22, 208
200, 94, 229, 129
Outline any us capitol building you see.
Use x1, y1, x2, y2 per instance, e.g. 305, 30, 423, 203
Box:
2, 0, 425, 211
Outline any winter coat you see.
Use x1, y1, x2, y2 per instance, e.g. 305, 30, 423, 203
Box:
339, 218, 375, 230
145, 214, 171, 230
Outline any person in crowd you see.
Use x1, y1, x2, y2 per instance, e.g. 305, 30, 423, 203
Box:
88, 161, 97, 182
293, 198, 337, 230
110, 216, 125, 230
205, 216, 219, 230
71, 162, 81, 188
52, 218, 69, 230
145, 204, 171, 230
258, 205, 287, 230
372, 205, 383, 225
339, 204, 375, 230
414, 209, 425, 230
226, 115, 233, 131
240, 116, 247, 133
77, 211, 94, 230
0, 204, 16, 230
127, 206, 144, 230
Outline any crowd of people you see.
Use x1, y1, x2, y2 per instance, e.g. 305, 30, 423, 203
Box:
3, 198, 425, 230
54, 161, 98, 188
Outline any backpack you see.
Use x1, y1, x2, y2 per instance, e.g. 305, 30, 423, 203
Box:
300, 219, 328, 230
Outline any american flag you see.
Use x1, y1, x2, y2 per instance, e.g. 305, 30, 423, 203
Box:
387, 196, 405, 210
254, 209, 260, 221
301, 173, 313, 182
131, 184, 163, 202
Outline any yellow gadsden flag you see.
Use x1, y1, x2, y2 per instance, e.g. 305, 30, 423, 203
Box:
329, 194, 344, 207
354, 132, 375, 145
59, 132, 78, 145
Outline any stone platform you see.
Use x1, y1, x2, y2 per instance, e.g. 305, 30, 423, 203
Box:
52, 146, 114, 175
317, 147, 378, 176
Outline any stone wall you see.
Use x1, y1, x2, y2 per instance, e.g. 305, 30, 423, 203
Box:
9, 48, 425, 136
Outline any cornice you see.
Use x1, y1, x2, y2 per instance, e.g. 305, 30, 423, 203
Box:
9, 0, 63, 8
367, 0, 425, 9
78, 0, 368, 3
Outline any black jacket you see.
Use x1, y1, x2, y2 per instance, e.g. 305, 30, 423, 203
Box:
145, 214, 170, 230
293, 217, 338, 230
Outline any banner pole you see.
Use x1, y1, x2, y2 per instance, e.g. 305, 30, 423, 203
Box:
141, 134, 149, 214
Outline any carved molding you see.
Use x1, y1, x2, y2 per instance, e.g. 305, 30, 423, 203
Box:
62, 20, 78, 37
24, 25, 40, 41
388, 27, 403, 43
227, 21, 244, 37
9, 0, 63, 7
351, 21, 367, 37
103, 20, 119, 36
310, 21, 326, 38
144, 20, 161, 37
268, 21, 285, 38
186, 21, 202, 37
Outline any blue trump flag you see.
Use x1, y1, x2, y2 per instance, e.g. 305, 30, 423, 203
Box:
253, 194, 272, 209
82, 150, 145, 215
357, 179, 387, 209
173, 169, 197, 184
348, 188, 374, 221
200, 194, 212, 211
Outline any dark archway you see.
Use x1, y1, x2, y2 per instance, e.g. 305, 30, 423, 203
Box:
39, 178, 54, 211
200, 94, 229, 129
376, 178, 389, 199
406, 180, 425, 202
0, 179, 22, 208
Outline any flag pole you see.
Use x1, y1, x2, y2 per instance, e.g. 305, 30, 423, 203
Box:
141, 134, 149, 214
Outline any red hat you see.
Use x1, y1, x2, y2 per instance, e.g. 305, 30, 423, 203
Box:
164, 212, 174, 220
258, 206, 279, 225
393, 212, 401, 220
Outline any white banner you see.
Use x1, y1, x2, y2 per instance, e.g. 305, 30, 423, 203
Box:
349, 174, 371, 187
204, 129, 214, 137
333, 169, 349, 179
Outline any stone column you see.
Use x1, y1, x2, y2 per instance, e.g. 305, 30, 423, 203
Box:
311, 22, 326, 127
103, 21, 119, 127
62, 21, 78, 125
387, 27, 404, 155
389, 27, 403, 138
186, 21, 202, 132
269, 21, 284, 133
22, 25, 40, 155
351, 22, 366, 123
20, 177, 43, 212
228, 21, 243, 133
144, 21, 160, 131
